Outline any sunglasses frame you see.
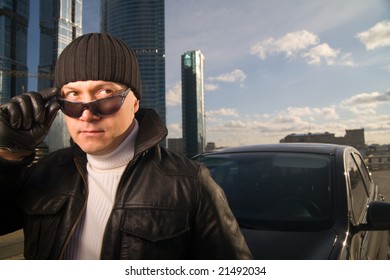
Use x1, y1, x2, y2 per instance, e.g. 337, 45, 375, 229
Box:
57, 88, 131, 118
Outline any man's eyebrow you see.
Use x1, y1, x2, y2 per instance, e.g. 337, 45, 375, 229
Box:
61, 83, 121, 92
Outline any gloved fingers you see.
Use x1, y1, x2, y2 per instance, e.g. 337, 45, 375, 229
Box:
0, 101, 23, 129
39, 87, 58, 102
24, 92, 45, 123
14, 94, 34, 130
0, 88, 58, 131
43, 101, 60, 129
25, 88, 58, 124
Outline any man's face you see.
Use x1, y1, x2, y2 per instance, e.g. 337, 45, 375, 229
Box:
60, 80, 139, 155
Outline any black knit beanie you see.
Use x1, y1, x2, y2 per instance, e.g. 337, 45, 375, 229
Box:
54, 33, 142, 99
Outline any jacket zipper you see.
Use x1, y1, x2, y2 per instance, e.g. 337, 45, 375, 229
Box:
58, 158, 89, 259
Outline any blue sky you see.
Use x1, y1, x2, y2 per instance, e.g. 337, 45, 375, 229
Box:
31, 0, 390, 146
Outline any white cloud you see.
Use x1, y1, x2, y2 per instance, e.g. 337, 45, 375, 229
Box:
356, 20, 390, 50
251, 30, 355, 66
321, 106, 339, 120
208, 69, 247, 83
166, 82, 181, 107
206, 108, 239, 118
250, 30, 319, 60
205, 83, 219, 91
167, 123, 182, 138
278, 30, 320, 58
303, 43, 340, 65
340, 90, 390, 115
284, 106, 339, 120
341, 90, 390, 105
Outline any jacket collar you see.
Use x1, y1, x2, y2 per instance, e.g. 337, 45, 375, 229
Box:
134, 108, 168, 156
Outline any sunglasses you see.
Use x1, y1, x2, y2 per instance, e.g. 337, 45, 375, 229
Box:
57, 88, 131, 118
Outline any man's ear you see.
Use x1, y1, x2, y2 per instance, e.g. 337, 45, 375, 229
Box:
133, 98, 140, 113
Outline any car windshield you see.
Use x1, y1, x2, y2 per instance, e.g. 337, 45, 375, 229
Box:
198, 152, 333, 231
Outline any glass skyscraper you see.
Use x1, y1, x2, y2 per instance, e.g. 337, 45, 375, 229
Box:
181, 50, 206, 158
39, 0, 82, 152
0, 0, 29, 104
101, 0, 166, 132
38, 0, 82, 89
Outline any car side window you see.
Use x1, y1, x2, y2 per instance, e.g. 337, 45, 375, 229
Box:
352, 152, 372, 187
347, 154, 369, 222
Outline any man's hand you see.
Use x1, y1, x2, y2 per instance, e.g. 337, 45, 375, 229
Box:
0, 88, 60, 154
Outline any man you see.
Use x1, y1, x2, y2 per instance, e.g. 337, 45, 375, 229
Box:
0, 33, 252, 259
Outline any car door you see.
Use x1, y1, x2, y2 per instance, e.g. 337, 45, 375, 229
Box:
346, 150, 370, 259
347, 149, 388, 259
351, 151, 388, 259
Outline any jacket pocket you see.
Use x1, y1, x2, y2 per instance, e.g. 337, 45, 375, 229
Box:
120, 208, 190, 259
19, 190, 69, 259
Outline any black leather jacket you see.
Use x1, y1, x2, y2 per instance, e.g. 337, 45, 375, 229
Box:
0, 109, 252, 260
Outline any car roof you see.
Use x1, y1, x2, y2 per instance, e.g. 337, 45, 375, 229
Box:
199, 143, 350, 156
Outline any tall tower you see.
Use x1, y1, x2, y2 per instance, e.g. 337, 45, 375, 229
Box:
38, 0, 82, 151
38, 0, 82, 89
181, 50, 206, 158
0, 0, 29, 104
101, 0, 166, 134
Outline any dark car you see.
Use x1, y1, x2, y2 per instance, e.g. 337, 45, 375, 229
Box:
194, 143, 390, 259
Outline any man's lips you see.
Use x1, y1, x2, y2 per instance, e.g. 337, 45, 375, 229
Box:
79, 129, 104, 136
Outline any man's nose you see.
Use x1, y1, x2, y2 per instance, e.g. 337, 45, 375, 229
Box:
79, 108, 101, 121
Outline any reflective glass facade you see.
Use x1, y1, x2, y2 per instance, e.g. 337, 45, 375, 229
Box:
38, 0, 82, 89
0, 0, 29, 104
39, 0, 82, 152
101, 0, 166, 132
181, 50, 206, 158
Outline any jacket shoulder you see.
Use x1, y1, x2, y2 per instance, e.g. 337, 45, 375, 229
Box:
23, 146, 82, 182
154, 146, 202, 177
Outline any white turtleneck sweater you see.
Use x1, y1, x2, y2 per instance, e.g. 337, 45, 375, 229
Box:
64, 120, 139, 260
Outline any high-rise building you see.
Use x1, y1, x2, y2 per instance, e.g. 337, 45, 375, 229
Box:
101, 0, 166, 135
0, 0, 29, 104
181, 50, 206, 158
38, 0, 82, 89
38, 0, 82, 152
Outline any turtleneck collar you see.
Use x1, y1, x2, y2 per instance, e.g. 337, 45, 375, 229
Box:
86, 120, 139, 171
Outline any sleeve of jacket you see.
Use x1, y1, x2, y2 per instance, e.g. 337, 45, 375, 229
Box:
191, 164, 253, 259
0, 156, 33, 235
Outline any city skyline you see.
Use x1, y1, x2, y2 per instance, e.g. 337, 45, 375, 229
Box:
28, 0, 390, 147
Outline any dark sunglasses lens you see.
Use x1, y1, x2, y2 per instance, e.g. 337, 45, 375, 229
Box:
59, 100, 84, 118
95, 96, 123, 115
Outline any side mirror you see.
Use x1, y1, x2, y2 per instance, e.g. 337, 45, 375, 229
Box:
359, 201, 390, 231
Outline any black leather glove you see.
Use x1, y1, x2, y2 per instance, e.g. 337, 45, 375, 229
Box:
0, 88, 60, 153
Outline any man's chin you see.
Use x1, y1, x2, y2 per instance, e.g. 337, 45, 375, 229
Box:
78, 143, 106, 156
